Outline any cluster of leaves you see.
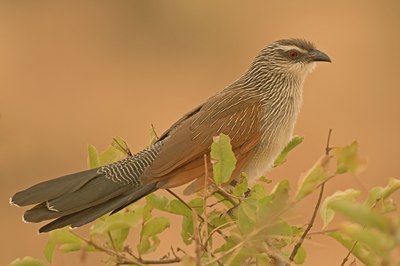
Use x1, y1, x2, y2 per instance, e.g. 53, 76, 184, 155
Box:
10, 134, 400, 266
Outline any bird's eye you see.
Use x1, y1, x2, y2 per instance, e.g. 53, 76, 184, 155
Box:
288, 50, 298, 59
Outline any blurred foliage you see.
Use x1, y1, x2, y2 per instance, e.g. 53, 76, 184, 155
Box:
10, 135, 400, 266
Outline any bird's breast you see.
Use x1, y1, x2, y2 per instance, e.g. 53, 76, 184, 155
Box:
241, 90, 302, 180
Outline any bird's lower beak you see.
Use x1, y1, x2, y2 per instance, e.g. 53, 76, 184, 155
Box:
309, 49, 331, 63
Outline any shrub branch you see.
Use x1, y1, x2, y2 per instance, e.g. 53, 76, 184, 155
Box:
287, 129, 333, 264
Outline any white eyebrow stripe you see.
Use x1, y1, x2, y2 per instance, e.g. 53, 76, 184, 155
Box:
277, 45, 307, 54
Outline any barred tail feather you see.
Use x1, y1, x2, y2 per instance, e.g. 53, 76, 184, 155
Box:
10, 143, 163, 232
10, 168, 100, 207
10, 169, 158, 232
38, 183, 157, 233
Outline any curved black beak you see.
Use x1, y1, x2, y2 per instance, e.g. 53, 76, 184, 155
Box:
309, 49, 331, 63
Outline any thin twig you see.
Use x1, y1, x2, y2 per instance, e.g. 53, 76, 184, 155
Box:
288, 183, 325, 264
69, 230, 135, 264
192, 209, 202, 266
204, 221, 236, 245
151, 123, 159, 139
107, 231, 118, 253
203, 216, 290, 266
70, 230, 181, 265
287, 129, 333, 264
166, 189, 195, 214
307, 228, 339, 236
207, 198, 226, 208
112, 137, 133, 157
340, 241, 358, 266
203, 154, 212, 259
263, 242, 292, 265
116, 246, 182, 265
213, 186, 238, 206
166, 188, 229, 240
203, 237, 247, 266
325, 129, 333, 155
116, 257, 181, 265
124, 246, 141, 261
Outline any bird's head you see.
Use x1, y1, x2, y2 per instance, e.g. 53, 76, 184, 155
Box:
255, 38, 331, 80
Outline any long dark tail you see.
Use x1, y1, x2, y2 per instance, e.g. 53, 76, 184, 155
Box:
10, 144, 163, 233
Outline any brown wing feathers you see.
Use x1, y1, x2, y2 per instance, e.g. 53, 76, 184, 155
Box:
143, 90, 262, 191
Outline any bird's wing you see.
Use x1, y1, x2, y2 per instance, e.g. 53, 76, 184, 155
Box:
142, 90, 263, 189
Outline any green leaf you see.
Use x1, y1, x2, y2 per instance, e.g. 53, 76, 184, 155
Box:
340, 223, 394, 260
137, 235, 151, 254
335, 141, 364, 175
43, 228, 83, 262
146, 194, 169, 211
138, 215, 164, 255
365, 178, 400, 207
138, 235, 161, 255
320, 189, 361, 229
328, 232, 379, 266
141, 217, 170, 236
210, 133, 237, 185
249, 184, 267, 199
43, 234, 56, 262
150, 235, 161, 253
149, 125, 159, 145
294, 246, 307, 265
188, 197, 204, 215
274, 136, 304, 167
330, 200, 391, 233
111, 136, 132, 156
99, 146, 124, 165
59, 243, 82, 252
257, 176, 272, 184
232, 175, 248, 196
142, 203, 153, 222
229, 248, 252, 265
9, 257, 44, 266
266, 220, 293, 237
270, 180, 290, 205
213, 192, 235, 208
237, 201, 257, 235
88, 138, 125, 169
90, 206, 143, 235
295, 155, 331, 201
90, 208, 144, 251
379, 198, 397, 213
110, 227, 130, 251
208, 210, 229, 228
87, 144, 100, 169
214, 237, 236, 253
168, 199, 191, 217
256, 254, 270, 265
181, 215, 194, 245
258, 181, 290, 221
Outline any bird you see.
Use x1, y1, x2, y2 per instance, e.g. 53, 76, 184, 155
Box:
10, 38, 331, 233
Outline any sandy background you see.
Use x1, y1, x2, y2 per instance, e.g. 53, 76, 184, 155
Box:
1, 1, 399, 265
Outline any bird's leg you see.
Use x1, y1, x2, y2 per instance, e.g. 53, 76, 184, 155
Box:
216, 177, 253, 218
229, 179, 251, 198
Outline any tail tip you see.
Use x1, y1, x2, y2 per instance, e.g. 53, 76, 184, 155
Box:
22, 215, 32, 224
9, 196, 20, 207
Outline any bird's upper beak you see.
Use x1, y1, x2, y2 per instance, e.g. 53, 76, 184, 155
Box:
309, 49, 331, 63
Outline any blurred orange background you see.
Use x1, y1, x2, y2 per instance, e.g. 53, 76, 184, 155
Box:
1, 1, 399, 265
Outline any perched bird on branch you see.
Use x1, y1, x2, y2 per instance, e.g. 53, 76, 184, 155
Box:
10, 38, 331, 233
